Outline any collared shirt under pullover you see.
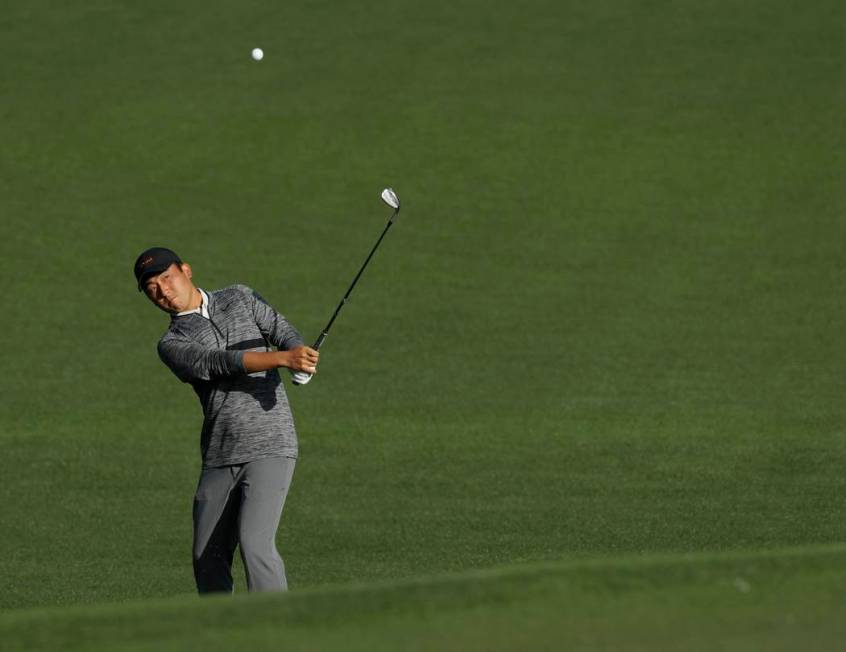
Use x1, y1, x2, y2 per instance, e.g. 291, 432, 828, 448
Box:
157, 284, 304, 468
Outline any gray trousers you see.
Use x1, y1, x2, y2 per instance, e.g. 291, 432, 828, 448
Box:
192, 456, 296, 594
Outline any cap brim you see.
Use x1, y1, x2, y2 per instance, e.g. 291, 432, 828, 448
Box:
137, 264, 173, 291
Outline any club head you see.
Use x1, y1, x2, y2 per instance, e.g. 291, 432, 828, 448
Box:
381, 187, 400, 211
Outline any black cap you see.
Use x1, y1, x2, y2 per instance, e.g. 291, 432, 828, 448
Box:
134, 247, 182, 291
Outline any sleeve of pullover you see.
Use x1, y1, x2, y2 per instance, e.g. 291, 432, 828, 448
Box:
237, 285, 305, 351
158, 337, 246, 383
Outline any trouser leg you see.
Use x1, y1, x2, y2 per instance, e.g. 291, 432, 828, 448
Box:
237, 456, 296, 592
192, 465, 241, 594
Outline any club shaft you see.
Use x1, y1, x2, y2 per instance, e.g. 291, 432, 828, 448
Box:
312, 211, 398, 350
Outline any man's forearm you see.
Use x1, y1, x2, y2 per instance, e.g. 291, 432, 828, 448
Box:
243, 347, 319, 374
243, 351, 289, 373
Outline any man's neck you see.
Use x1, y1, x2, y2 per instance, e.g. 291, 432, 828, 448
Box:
186, 288, 203, 311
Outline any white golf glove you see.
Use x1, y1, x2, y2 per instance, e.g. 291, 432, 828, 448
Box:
290, 369, 313, 386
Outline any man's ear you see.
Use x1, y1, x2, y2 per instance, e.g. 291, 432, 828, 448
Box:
181, 262, 193, 280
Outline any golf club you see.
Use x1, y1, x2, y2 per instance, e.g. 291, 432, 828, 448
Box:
291, 188, 402, 386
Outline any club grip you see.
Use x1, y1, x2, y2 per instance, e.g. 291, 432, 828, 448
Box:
313, 332, 327, 350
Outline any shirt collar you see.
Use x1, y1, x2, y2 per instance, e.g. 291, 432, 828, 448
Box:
176, 288, 209, 319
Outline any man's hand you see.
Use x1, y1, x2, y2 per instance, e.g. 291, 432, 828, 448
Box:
282, 346, 320, 374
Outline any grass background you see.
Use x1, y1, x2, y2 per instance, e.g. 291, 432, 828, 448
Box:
3, 546, 846, 651
0, 0, 844, 645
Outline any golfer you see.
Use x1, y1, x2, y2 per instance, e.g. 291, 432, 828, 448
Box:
133, 246, 318, 594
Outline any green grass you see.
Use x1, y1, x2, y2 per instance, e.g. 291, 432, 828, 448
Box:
3, 545, 846, 651
1, 0, 845, 638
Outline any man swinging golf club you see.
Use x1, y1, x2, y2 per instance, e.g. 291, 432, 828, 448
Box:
134, 246, 318, 594
134, 189, 400, 594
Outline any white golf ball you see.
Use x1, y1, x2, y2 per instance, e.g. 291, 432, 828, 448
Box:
251, 48, 264, 61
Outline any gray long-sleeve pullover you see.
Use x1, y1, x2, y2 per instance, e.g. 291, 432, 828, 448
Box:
157, 284, 304, 468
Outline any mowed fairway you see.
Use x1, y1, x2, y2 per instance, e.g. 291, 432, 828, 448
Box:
1, 0, 845, 645
3, 547, 846, 651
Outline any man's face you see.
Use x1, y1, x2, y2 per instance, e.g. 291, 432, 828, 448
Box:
143, 263, 196, 314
